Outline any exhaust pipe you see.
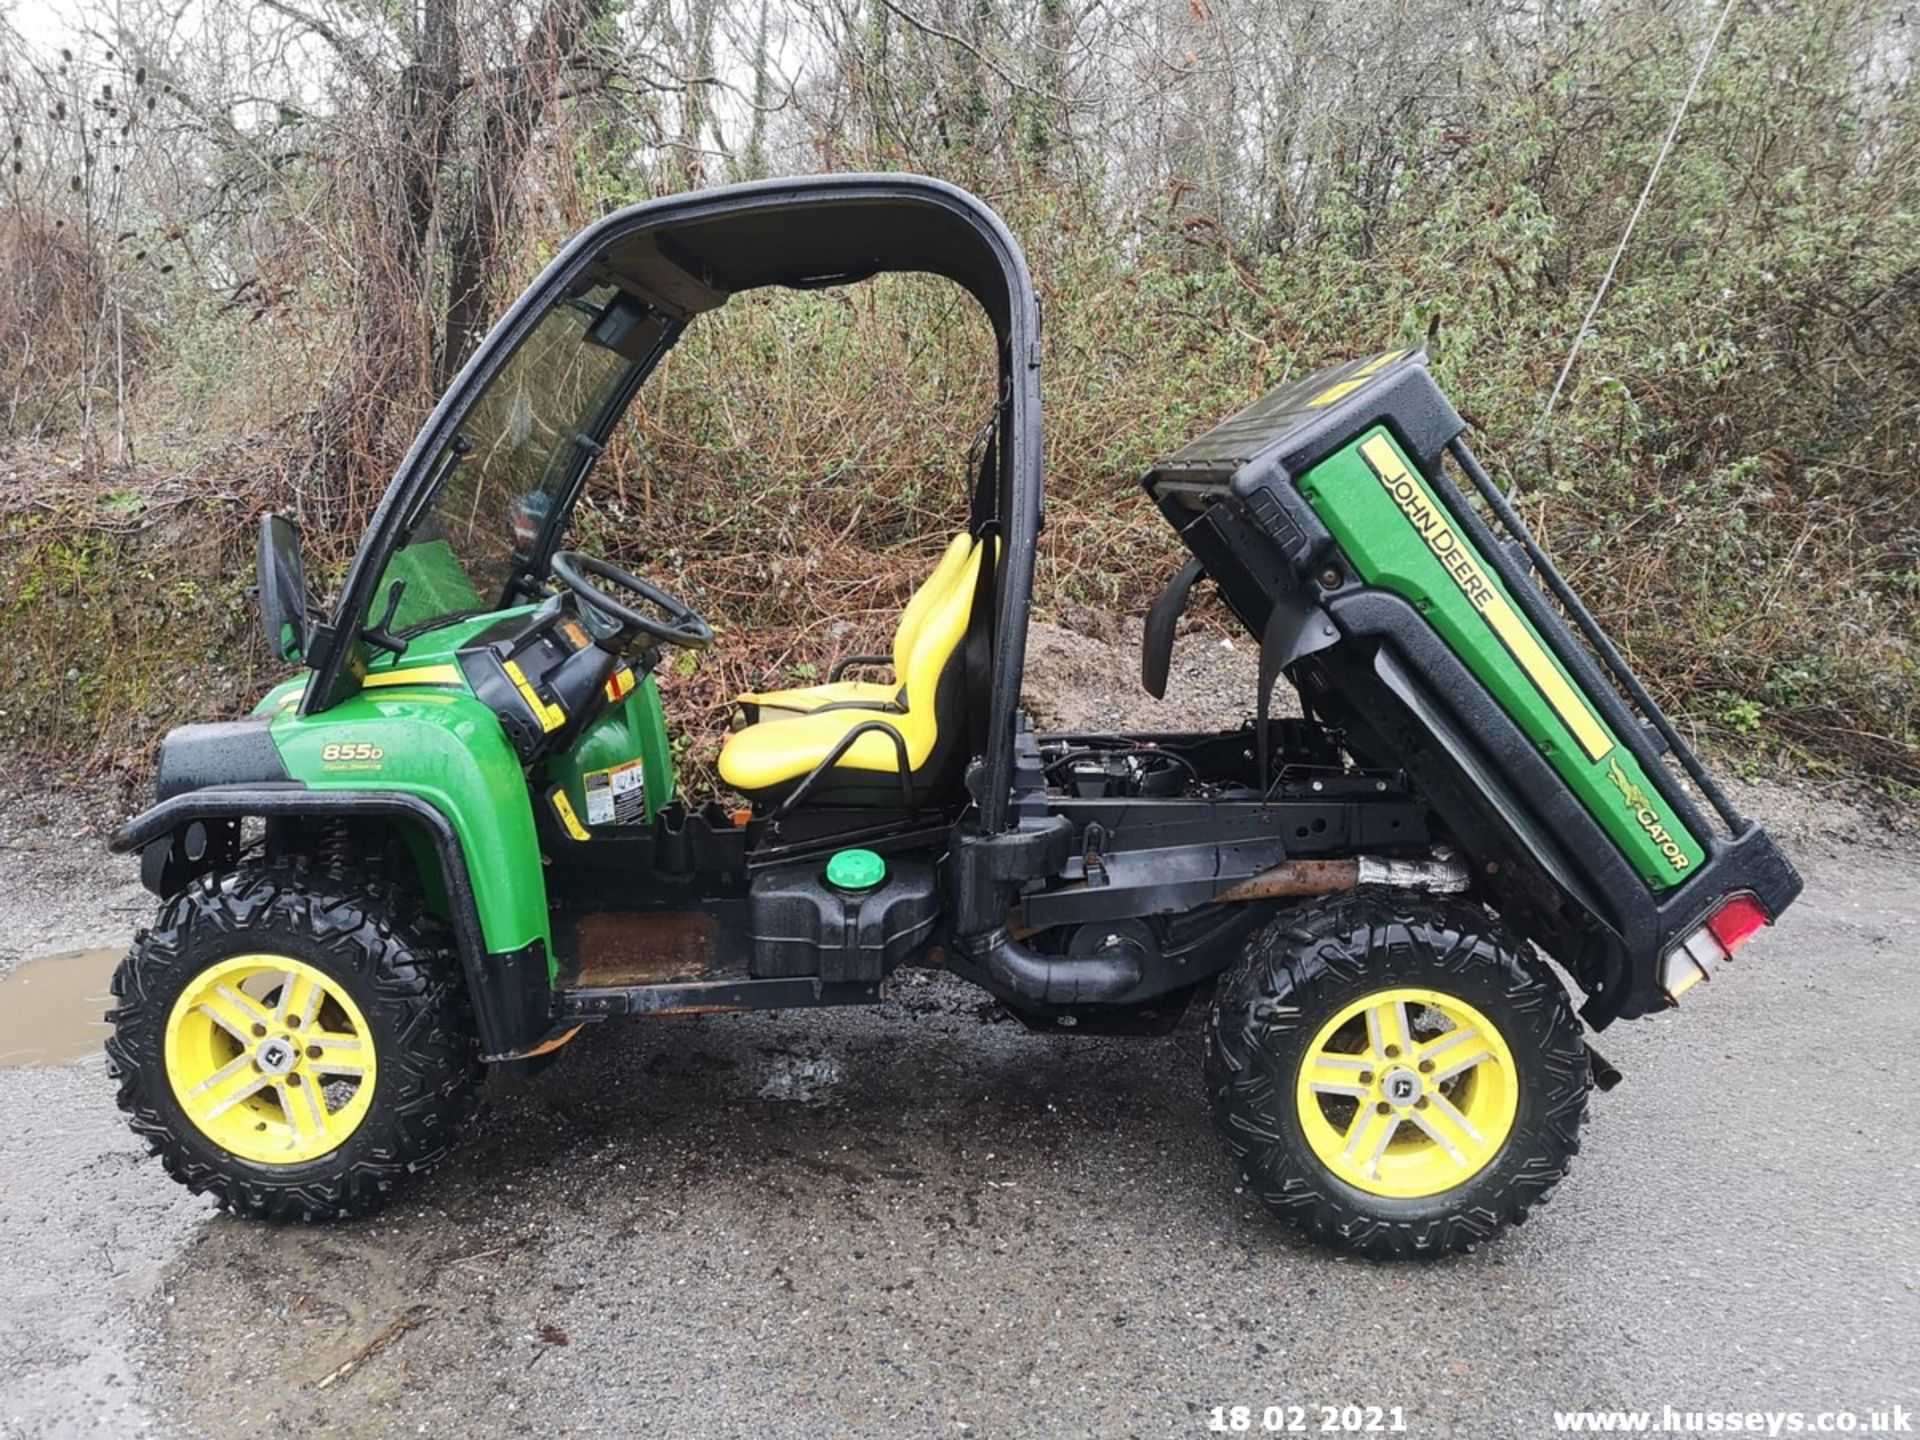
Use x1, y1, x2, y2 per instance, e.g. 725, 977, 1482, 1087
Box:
956, 925, 1143, 1005
965, 849, 1471, 1006
1211, 850, 1472, 905
1585, 1043, 1623, 1091
1211, 857, 1359, 903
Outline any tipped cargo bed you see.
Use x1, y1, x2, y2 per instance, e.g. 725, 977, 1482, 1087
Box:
1141, 349, 1801, 1024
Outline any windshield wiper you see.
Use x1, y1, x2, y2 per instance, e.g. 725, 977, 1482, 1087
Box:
362, 579, 410, 659
399, 433, 472, 542
359, 433, 473, 660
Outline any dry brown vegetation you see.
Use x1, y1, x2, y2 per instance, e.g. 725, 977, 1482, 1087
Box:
1, 0, 1916, 796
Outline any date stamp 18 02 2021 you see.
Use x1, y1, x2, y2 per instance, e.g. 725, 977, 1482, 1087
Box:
1206, 1405, 1409, 1434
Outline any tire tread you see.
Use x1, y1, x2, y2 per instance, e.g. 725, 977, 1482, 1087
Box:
106, 856, 483, 1221
1203, 888, 1591, 1258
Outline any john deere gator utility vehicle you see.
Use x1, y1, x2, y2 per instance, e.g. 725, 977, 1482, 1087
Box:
107, 175, 1801, 1256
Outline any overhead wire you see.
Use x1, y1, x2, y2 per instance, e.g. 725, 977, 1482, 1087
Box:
1535, 0, 1743, 439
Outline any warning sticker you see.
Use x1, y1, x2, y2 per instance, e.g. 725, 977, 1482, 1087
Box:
582, 758, 646, 827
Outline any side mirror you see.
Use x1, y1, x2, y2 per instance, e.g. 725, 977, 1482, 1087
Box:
256, 514, 312, 665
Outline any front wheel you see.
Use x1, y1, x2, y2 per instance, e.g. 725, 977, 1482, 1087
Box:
107, 859, 483, 1220
1204, 890, 1590, 1258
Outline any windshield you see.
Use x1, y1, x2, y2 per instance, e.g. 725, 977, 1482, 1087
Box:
373, 283, 644, 635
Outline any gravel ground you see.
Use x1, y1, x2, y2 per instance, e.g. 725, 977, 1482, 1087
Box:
0, 619, 1914, 1439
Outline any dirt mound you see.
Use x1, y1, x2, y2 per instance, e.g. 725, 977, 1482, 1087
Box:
1019, 615, 1274, 733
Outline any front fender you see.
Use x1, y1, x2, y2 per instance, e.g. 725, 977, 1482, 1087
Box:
110, 782, 555, 1060
112, 689, 558, 1060
266, 689, 550, 958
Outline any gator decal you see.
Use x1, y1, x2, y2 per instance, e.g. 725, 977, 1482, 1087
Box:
1357, 435, 1614, 764
1607, 758, 1691, 873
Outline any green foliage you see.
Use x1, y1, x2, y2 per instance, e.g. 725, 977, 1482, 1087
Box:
1715, 693, 1767, 736
0, 491, 273, 791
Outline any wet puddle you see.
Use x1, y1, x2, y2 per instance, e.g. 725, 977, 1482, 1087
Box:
756, 1051, 845, 1104
0, 946, 123, 1066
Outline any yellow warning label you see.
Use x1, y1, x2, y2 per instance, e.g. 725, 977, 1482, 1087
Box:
503, 659, 566, 733
549, 787, 590, 842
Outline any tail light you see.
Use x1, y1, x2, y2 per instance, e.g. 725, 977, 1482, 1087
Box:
1659, 893, 1772, 1002
1705, 894, 1769, 952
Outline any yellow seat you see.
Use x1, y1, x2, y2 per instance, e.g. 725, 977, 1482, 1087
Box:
734, 532, 976, 720
719, 537, 985, 804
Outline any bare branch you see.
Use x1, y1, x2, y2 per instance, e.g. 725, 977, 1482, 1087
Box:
250, 0, 385, 90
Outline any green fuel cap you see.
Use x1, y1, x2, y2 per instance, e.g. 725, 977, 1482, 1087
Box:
826, 847, 886, 892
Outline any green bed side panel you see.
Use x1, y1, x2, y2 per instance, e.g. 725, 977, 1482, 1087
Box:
1300, 428, 1705, 889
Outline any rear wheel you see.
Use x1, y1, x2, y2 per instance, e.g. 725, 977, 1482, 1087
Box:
1205, 890, 1589, 1257
107, 858, 482, 1220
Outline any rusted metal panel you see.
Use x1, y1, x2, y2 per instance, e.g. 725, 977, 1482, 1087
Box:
570, 910, 718, 987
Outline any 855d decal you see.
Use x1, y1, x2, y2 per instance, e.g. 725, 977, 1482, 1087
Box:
321, 741, 386, 772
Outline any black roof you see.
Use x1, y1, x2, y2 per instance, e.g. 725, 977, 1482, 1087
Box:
597, 183, 1022, 337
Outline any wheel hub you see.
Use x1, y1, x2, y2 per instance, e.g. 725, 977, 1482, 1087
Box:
162, 955, 378, 1166
1380, 1067, 1422, 1106
1294, 987, 1520, 1199
254, 1035, 299, 1076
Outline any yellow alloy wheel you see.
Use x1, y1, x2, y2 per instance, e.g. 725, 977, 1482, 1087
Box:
1294, 987, 1518, 1199
163, 955, 378, 1166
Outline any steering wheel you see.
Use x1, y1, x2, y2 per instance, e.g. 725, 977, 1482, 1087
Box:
549, 550, 715, 651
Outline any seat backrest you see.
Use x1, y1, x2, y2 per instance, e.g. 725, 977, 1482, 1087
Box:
889, 536, 990, 768
889, 532, 976, 688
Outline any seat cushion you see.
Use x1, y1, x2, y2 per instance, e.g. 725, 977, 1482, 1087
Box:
887, 532, 977, 702
719, 537, 987, 802
728, 532, 974, 720
718, 705, 926, 793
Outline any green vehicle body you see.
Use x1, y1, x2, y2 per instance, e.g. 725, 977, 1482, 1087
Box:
230, 424, 1705, 990
239, 425, 1703, 1014
102, 175, 1808, 1253
247, 607, 675, 976
1300, 429, 1706, 889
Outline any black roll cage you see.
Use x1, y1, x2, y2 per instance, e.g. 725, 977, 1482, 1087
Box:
303, 174, 1044, 834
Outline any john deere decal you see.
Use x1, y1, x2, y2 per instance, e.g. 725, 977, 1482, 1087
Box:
1356, 435, 1615, 764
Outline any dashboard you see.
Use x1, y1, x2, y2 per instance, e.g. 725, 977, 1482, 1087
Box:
457, 600, 632, 763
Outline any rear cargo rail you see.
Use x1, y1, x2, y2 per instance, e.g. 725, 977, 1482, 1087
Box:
1441, 437, 1743, 840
